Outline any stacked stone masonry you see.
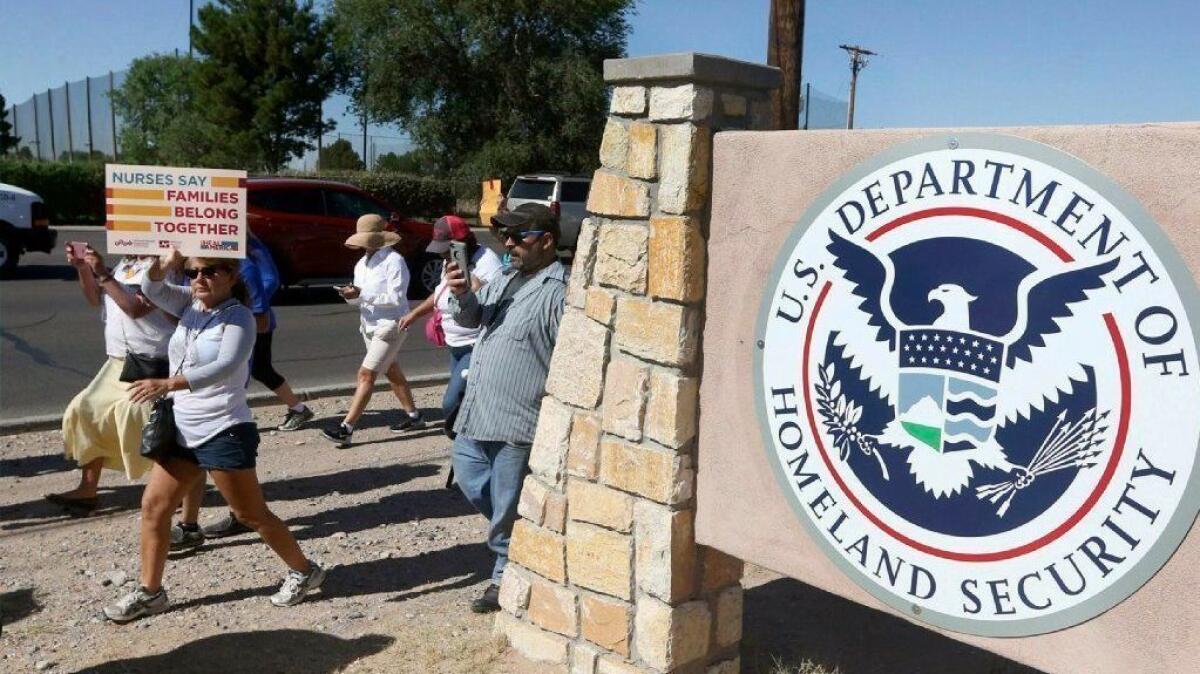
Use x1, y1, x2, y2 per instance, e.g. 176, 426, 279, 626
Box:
498, 53, 778, 674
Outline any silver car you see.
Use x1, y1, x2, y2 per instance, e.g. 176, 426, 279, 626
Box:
501, 174, 590, 257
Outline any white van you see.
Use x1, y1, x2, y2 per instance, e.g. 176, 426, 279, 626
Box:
0, 182, 55, 277
501, 174, 590, 258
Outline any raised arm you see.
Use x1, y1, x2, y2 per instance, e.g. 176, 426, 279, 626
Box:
140, 252, 192, 318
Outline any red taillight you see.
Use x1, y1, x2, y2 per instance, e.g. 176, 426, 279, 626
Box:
498, 196, 508, 212
549, 200, 561, 216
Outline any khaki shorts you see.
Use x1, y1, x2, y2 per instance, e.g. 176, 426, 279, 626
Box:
360, 322, 408, 372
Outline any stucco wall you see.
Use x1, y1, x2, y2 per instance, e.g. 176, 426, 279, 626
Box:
696, 123, 1200, 673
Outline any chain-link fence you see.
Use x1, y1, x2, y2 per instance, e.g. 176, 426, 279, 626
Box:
801, 83, 849, 130
6, 71, 127, 161
292, 132, 415, 172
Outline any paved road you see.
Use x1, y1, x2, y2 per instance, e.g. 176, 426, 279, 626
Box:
0, 228, 452, 422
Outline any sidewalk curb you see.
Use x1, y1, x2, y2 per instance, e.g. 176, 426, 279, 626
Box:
0, 372, 449, 436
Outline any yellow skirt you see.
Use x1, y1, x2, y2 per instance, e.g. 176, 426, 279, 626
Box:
61, 357, 154, 480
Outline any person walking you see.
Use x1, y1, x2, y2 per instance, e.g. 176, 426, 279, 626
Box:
173, 233, 315, 547
444, 203, 567, 613
102, 251, 323, 623
322, 214, 424, 448
47, 248, 175, 516
397, 215, 503, 424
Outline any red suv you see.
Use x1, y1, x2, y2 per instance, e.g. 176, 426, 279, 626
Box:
246, 178, 440, 298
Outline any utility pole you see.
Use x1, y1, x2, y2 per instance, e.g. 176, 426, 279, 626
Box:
188, 0, 194, 58
839, 44, 876, 129
767, 0, 805, 130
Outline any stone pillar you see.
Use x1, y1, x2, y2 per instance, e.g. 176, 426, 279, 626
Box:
496, 53, 780, 674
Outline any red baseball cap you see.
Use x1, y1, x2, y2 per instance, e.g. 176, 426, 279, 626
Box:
425, 215, 472, 254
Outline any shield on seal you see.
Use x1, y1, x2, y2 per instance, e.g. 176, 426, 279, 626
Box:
895, 328, 1006, 453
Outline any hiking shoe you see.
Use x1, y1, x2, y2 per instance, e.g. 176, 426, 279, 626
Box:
169, 523, 205, 551
322, 423, 354, 448
278, 406, 314, 432
202, 511, 252, 539
470, 584, 501, 613
103, 586, 169, 623
389, 410, 426, 433
270, 562, 326, 607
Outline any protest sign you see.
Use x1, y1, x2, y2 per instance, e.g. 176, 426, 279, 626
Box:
105, 164, 248, 258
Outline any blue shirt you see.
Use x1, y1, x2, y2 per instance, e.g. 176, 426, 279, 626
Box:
240, 236, 281, 331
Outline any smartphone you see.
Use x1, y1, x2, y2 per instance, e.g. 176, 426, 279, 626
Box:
67, 241, 88, 260
449, 241, 470, 276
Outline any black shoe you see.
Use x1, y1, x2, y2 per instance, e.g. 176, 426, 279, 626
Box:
322, 423, 354, 448
202, 511, 252, 538
169, 523, 205, 551
389, 411, 426, 433
470, 584, 501, 613
278, 406, 314, 431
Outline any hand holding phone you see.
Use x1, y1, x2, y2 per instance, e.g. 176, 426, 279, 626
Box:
67, 241, 88, 263
448, 241, 470, 279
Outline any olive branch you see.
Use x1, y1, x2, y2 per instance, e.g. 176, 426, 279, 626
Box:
815, 363, 890, 481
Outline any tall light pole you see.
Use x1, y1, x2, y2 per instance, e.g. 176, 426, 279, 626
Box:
839, 44, 876, 130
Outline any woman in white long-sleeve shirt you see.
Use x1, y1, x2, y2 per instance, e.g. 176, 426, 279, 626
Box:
321, 214, 423, 447
102, 251, 323, 623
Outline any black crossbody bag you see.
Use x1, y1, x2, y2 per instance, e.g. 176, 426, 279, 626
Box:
139, 307, 225, 461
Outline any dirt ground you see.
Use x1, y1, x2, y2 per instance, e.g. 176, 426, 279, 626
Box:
0, 385, 1038, 674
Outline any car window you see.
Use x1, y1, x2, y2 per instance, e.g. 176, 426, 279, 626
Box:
248, 188, 324, 215
559, 181, 590, 203
509, 179, 555, 201
325, 189, 390, 219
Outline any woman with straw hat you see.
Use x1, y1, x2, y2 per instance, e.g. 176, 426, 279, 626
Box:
322, 214, 424, 447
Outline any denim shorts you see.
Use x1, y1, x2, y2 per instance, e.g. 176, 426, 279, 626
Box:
176, 422, 260, 470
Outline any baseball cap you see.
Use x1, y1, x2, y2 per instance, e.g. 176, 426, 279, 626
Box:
491, 203, 560, 240
425, 215, 472, 254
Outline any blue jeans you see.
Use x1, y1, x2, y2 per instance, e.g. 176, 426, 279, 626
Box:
451, 435, 531, 583
442, 345, 473, 420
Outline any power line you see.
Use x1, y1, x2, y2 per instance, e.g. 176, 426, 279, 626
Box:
838, 44, 877, 130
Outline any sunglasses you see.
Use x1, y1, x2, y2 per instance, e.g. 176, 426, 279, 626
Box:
494, 227, 546, 242
184, 266, 227, 280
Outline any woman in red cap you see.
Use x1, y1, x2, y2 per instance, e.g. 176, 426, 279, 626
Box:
398, 215, 503, 426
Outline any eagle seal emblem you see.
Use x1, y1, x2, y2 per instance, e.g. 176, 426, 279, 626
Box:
757, 133, 1200, 637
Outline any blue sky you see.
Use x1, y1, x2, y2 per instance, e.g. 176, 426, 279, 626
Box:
2, 0, 1198, 150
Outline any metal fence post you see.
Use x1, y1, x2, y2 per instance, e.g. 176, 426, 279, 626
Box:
47, 89, 57, 160
32, 92, 41, 160
85, 76, 95, 157
65, 81, 75, 162
109, 71, 118, 161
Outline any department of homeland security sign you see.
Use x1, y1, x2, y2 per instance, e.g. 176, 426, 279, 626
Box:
105, 164, 247, 258
756, 134, 1200, 636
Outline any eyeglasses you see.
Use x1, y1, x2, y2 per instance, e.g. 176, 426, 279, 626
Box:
184, 266, 225, 280
494, 227, 546, 242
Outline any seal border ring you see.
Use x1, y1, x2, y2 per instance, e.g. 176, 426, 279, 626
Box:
753, 132, 1200, 637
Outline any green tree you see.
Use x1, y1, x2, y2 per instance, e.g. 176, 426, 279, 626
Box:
374, 149, 432, 174
330, 0, 632, 180
0, 92, 19, 154
193, 0, 337, 171
109, 55, 213, 166
319, 138, 364, 170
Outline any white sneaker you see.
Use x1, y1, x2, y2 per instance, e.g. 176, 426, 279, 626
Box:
103, 586, 169, 623
270, 562, 326, 607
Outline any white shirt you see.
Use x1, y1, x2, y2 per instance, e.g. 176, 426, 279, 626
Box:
101, 258, 176, 359
436, 246, 504, 347
142, 279, 256, 448
347, 248, 410, 333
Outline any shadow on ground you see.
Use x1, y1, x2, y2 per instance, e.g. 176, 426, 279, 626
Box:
742, 578, 1043, 674
75, 629, 393, 673
0, 587, 42, 629
167, 542, 489, 612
